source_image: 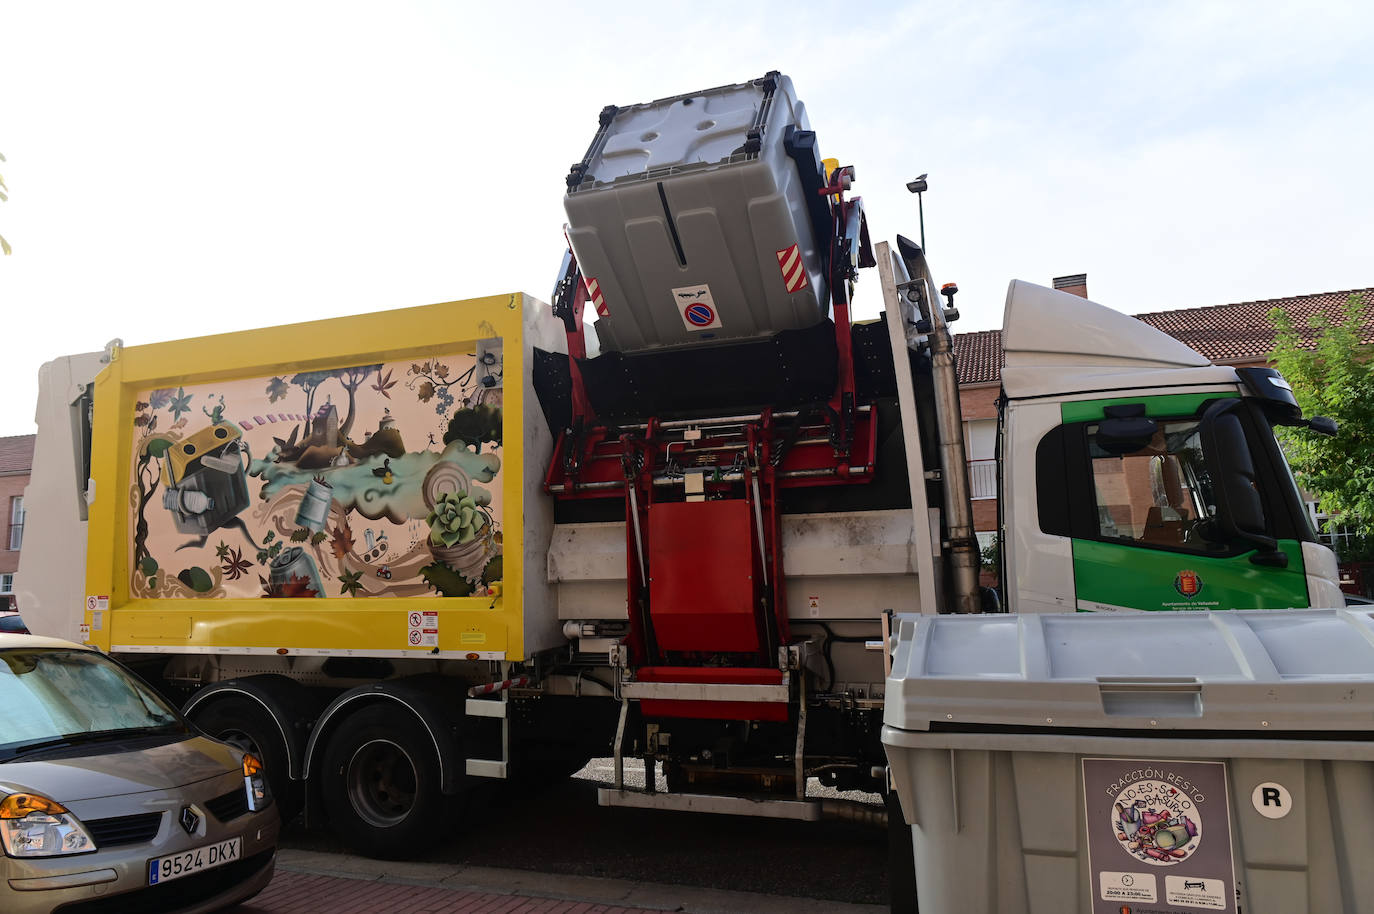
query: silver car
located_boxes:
[1,634,279,913]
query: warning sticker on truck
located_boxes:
[1082,758,1236,913]
[406,610,438,647]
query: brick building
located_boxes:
[0,435,35,610]
[954,278,1374,567]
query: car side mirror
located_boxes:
[1199,400,1287,568]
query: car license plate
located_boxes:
[148,836,241,885]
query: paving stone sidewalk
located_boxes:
[225,848,886,914]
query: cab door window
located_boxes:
[1087,419,1220,552]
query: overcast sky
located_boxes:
[1,0,1371,434]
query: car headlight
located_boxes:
[0,793,97,857]
[241,752,270,811]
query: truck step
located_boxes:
[624,667,791,722]
[598,788,822,820]
[598,789,888,826]
[464,696,509,778]
[465,759,506,779]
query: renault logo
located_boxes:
[180,806,201,835]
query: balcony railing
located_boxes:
[968,458,997,500]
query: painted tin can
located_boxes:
[295,477,334,533]
[269,547,325,598]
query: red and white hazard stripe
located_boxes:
[467,675,532,698]
[584,276,609,317]
[776,244,808,293]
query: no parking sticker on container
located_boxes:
[673,284,723,331]
[1083,758,1236,913]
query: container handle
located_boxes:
[1097,678,1202,718]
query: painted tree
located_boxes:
[290,369,337,437]
[1269,293,1374,557]
[335,364,381,438]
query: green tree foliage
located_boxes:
[1269,294,1374,550]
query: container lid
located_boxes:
[568,73,796,190]
[884,609,1374,733]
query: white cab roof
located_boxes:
[999,280,1238,398]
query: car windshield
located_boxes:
[0,648,183,757]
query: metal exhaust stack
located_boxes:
[896,235,981,615]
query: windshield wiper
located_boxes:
[4,736,82,758]
[4,724,184,759]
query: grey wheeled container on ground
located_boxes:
[880,609,1374,914]
[563,71,832,353]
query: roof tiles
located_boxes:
[0,435,35,476]
[954,288,1374,385]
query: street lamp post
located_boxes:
[905,174,928,252]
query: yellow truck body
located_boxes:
[80,293,561,663]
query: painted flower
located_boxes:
[426,490,485,547]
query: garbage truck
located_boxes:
[15,71,1345,871]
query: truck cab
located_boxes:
[997,279,1343,614]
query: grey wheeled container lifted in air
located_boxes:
[563,71,834,353]
[881,609,1374,914]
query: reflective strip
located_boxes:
[585,277,609,317]
[776,245,807,293]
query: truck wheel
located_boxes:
[191,697,301,823]
[320,704,446,858]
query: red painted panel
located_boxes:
[640,699,789,721]
[648,500,759,653]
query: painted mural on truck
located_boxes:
[127,342,505,600]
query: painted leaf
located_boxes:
[168,387,192,420]
[266,376,290,402]
[278,575,319,598]
[338,568,364,597]
[371,368,397,399]
[221,546,252,581]
[330,523,356,559]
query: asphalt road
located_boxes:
[282,760,890,907]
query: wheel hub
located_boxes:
[346,738,417,828]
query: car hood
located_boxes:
[0,735,241,802]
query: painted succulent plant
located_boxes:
[426,491,486,547]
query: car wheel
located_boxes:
[191,696,301,822]
[320,704,447,858]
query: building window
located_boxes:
[0,573,12,594]
[1307,501,1362,560]
[965,419,998,500]
[7,496,22,551]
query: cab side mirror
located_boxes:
[1306,416,1338,437]
[1199,400,1287,568]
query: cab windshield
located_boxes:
[0,648,183,758]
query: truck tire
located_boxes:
[320,704,446,858]
[191,697,301,823]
